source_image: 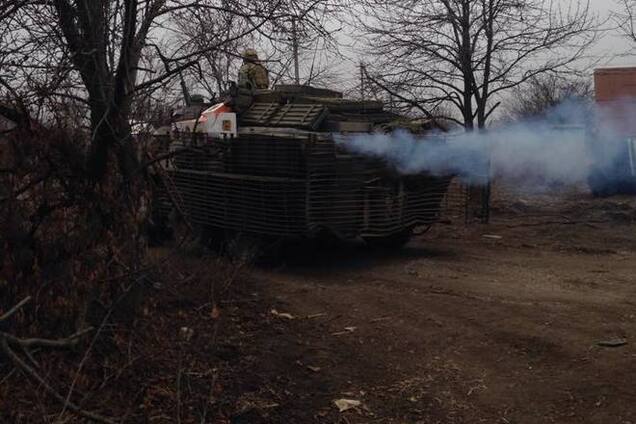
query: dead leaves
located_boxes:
[211,304,221,320]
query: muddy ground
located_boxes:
[10,188,631,423]
[207,187,636,424]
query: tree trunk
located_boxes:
[87,104,138,184]
[476,101,487,129]
[460,2,474,131]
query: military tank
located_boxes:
[150,84,455,252]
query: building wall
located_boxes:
[594,67,636,102]
[594,67,636,136]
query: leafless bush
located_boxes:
[1,121,147,322]
[0,122,147,421]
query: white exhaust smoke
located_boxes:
[337,99,635,192]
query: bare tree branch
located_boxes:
[0,336,116,424]
[0,296,31,322]
[350,0,600,129]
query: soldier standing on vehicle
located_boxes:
[238,49,269,90]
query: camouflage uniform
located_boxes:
[238,49,269,90]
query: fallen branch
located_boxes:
[0,296,31,322]
[0,298,111,421]
[3,327,93,349]
[0,336,116,424]
[59,300,115,420]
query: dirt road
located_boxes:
[4,192,634,423]
[235,192,636,423]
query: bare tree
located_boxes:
[351,0,599,130]
[1,2,340,419]
[257,7,343,86]
[614,0,636,42]
[171,0,343,97]
[0,0,340,390]
[1,1,334,179]
[505,74,592,122]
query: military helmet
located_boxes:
[242,48,259,60]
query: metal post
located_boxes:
[292,18,300,84]
[360,62,365,100]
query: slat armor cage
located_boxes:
[152,131,455,240]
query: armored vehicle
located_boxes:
[150,84,455,251]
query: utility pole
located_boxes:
[360,62,365,100]
[179,71,191,106]
[292,18,300,84]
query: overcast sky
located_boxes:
[588,0,634,68]
[332,0,636,89]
